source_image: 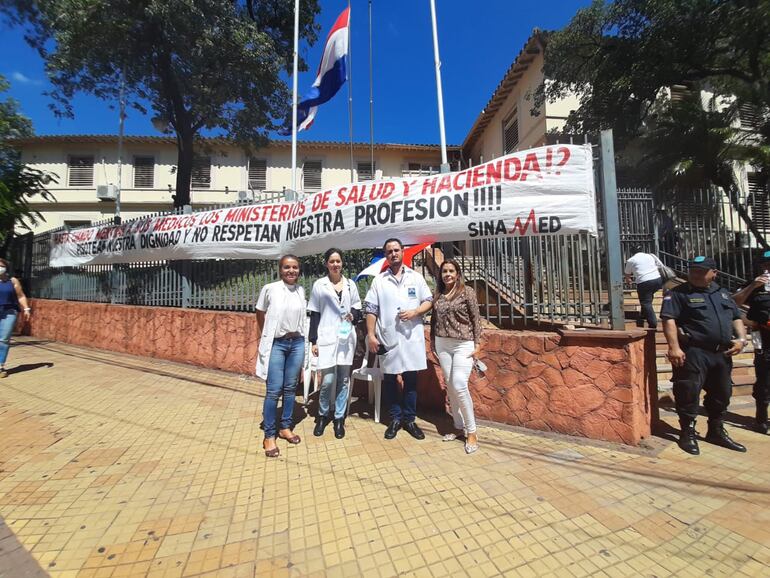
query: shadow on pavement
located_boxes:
[0,516,48,577]
[6,362,54,376]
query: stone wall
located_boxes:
[422,327,657,445]
[23,299,656,445]
[23,299,258,375]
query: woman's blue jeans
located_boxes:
[0,309,17,366]
[262,336,305,438]
[318,365,351,419]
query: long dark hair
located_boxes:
[436,259,465,300]
[324,248,343,263]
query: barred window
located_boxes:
[248,158,267,190]
[68,156,94,187]
[191,156,211,189]
[133,156,154,188]
[503,109,519,154]
[302,160,322,191]
[357,161,376,181]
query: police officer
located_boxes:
[661,256,748,455]
[733,249,770,434]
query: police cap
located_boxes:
[688,256,718,270]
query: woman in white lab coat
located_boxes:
[308,248,363,439]
[256,255,306,458]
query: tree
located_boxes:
[0,74,56,257]
[538,0,770,247]
[1,0,321,208]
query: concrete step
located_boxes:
[654,347,755,359]
[657,357,756,382]
[658,374,756,404]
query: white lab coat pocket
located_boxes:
[317,326,337,347]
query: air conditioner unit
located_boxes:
[238,190,250,202]
[96,184,119,201]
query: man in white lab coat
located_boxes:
[365,238,433,440]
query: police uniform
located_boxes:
[743,255,770,433]
[660,256,746,454]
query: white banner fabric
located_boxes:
[49,144,598,266]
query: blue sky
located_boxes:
[0,0,591,146]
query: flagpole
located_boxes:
[291,0,300,194]
[429,0,449,173]
[368,0,374,176]
[347,1,354,183]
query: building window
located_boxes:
[302,160,322,191]
[739,103,761,131]
[68,155,94,187]
[503,109,519,154]
[748,173,770,231]
[401,162,438,178]
[248,158,267,191]
[357,161,376,181]
[669,84,693,104]
[191,156,211,189]
[133,156,155,188]
[63,220,91,229]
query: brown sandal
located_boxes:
[263,439,280,458]
[278,431,301,444]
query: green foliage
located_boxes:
[541,0,770,248]
[0,74,57,255]
[541,0,770,144]
[0,0,321,207]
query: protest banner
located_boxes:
[49,144,597,266]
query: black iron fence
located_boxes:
[7,131,632,330]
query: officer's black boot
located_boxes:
[705,420,747,452]
[677,418,699,455]
[755,402,769,435]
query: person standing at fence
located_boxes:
[430,259,482,454]
[732,250,770,435]
[255,255,306,458]
[308,248,362,439]
[624,246,664,329]
[365,239,433,440]
[661,256,748,455]
[0,259,31,378]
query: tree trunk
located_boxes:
[174,129,194,208]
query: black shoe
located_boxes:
[384,421,401,439]
[755,403,769,435]
[313,415,330,437]
[705,421,747,452]
[403,421,425,440]
[333,418,345,439]
[677,419,700,455]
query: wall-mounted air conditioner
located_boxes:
[96,184,118,201]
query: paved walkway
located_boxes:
[0,338,769,578]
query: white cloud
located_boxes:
[11,71,41,85]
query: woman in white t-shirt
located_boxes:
[256,255,306,458]
[307,248,362,439]
[623,246,664,328]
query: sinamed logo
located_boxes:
[467,210,562,237]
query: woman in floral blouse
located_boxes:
[430,259,482,453]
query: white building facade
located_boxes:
[16,136,454,232]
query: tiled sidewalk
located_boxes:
[0,338,768,578]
